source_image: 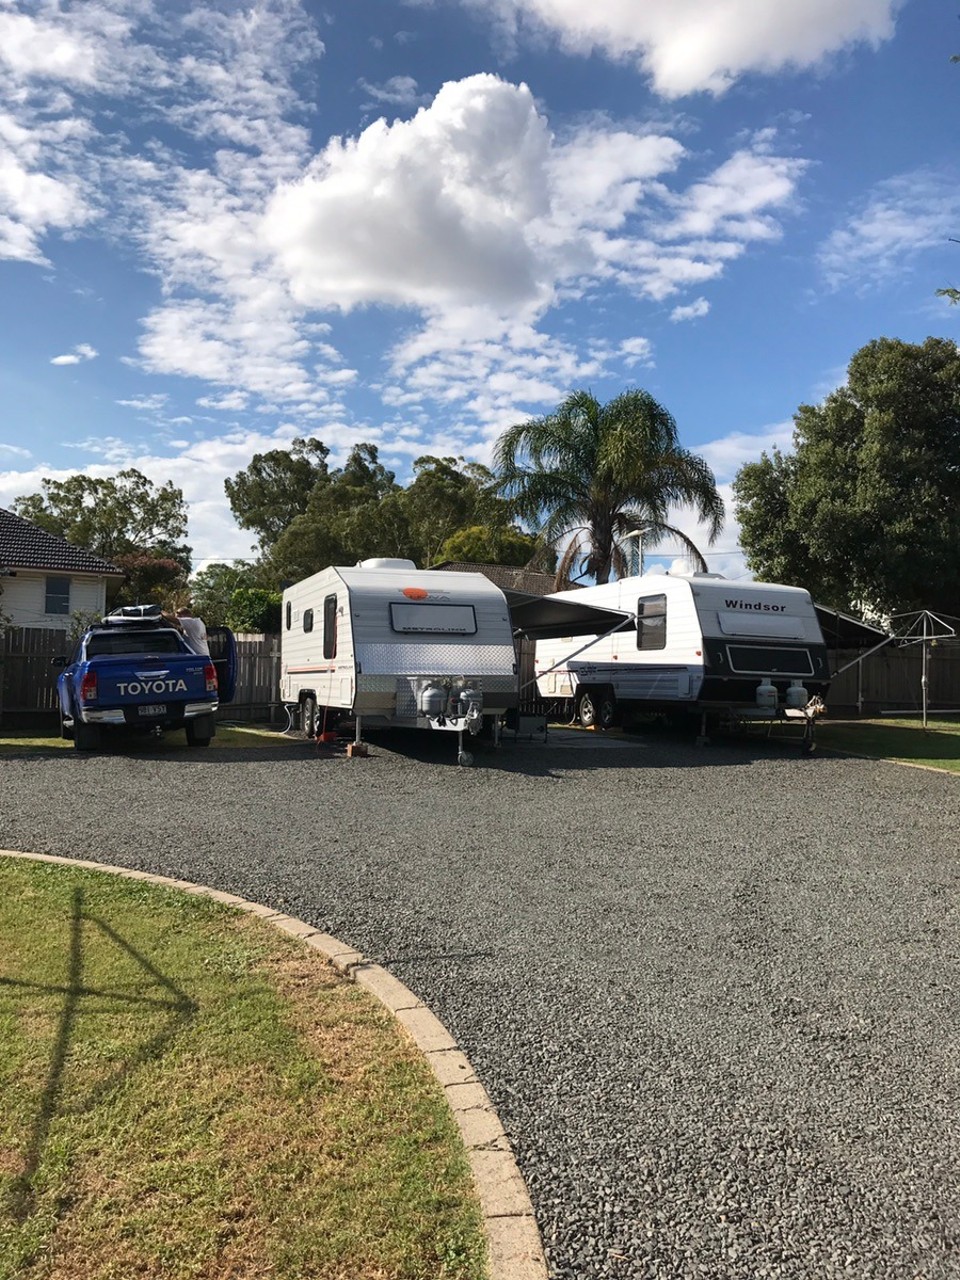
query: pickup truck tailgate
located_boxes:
[91,655,213,705]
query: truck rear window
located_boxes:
[85,631,184,657]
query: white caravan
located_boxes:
[534,573,830,739]
[280,559,518,763]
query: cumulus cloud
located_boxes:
[50,342,98,365]
[459,0,902,97]
[670,297,710,322]
[818,170,960,290]
[265,75,556,314]
[262,74,806,413]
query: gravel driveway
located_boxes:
[4,729,959,1279]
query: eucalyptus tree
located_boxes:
[492,388,723,585]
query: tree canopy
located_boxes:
[14,469,191,605]
[259,447,534,583]
[492,388,722,585]
[224,437,330,550]
[733,336,960,617]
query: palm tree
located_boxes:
[492,388,724,586]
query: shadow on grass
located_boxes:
[817,720,960,766]
[1,888,197,1223]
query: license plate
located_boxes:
[138,704,167,718]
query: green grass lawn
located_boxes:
[816,716,960,773]
[0,857,486,1280]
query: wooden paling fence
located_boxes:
[2,628,959,728]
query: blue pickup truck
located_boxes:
[54,610,237,751]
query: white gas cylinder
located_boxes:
[756,678,778,710]
[785,680,809,709]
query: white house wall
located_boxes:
[2,571,107,631]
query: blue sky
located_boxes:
[0,0,956,578]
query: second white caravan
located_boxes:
[534,573,830,734]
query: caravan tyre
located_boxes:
[577,689,599,729]
[597,691,618,730]
[301,695,318,738]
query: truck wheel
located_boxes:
[60,710,74,741]
[74,721,101,752]
[185,722,212,747]
[301,694,318,738]
[577,689,598,728]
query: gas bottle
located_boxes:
[785,680,809,709]
[418,684,446,718]
[756,678,778,710]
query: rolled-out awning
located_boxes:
[503,589,634,640]
[814,605,890,649]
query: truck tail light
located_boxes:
[204,663,218,693]
[80,671,97,702]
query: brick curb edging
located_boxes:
[0,848,548,1280]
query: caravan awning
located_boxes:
[814,605,890,649]
[503,589,634,640]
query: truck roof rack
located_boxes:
[99,605,176,628]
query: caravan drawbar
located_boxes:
[280,559,518,764]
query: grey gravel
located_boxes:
[3,728,960,1279]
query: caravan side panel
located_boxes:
[280,569,357,713]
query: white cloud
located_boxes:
[619,337,654,367]
[696,422,794,484]
[818,170,960,291]
[358,75,427,107]
[459,0,902,97]
[197,390,250,412]
[263,75,806,417]
[669,297,710,322]
[116,393,167,411]
[265,75,556,314]
[50,342,98,365]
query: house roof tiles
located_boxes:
[0,507,124,576]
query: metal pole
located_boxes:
[922,615,929,730]
[624,531,643,577]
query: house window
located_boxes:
[45,576,71,616]
[636,594,666,651]
[303,608,314,633]
[323,594,337,659]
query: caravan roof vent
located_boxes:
[357,558,418,570]
[692,572,726,579]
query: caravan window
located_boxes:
[285,601,291,630]
[636,594,666,651]
[323,594,337,659]
[303,608,314,633]
[389,603,477,634]
[726,644,813,676]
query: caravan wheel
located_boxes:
[301,695,318,738]
[597,691,618,730]
[577,689,599,728]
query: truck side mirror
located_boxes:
[50,655,67,668]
